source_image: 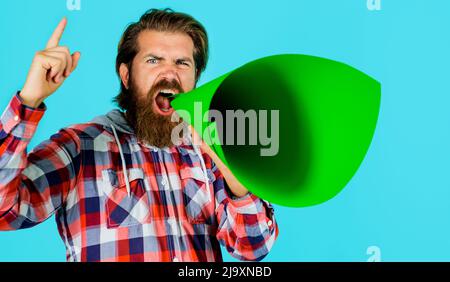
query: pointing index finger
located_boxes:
[46,17,67,49]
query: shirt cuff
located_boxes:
[0,91,46,139]
[228,191,276,230]
[224,186,263,212]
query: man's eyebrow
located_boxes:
[143,53,164,60]
[143,53,193,64]
[176,57,194,64]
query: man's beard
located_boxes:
[125,79,187,148]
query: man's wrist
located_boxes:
[18,90,45,109]
[229,187,250,198]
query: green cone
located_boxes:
[171,54,381,207]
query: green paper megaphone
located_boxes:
[171,54,381,208]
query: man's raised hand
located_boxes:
[20,17,81,108]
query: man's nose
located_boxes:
[158,66,179,83]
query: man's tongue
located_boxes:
[156,95,171,111]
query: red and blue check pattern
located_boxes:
[0,93,278,262]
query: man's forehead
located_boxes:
[136,30,194,58]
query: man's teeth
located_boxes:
[159,89,176,95]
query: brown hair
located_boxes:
[113,8,209,110]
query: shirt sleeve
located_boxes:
[0,92,81,230]
[210,158,279,261]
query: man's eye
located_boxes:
[147,58,158,64]
[177,61,189,66]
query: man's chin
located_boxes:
[126,86,185,148]
[135,116,186,148]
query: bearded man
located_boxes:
[0,8,278,262]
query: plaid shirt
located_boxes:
[0,93,278,262]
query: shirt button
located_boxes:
[267,220,273,227]
[173,257,179,262]
[13,115,19,121]
[161,178,167,186]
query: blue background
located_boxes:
[1,0,450,262]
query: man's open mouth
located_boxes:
[154,89,177,115]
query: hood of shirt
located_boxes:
[90,109,134,135]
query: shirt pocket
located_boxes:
[180,166,215,224]
[101,167,152,228]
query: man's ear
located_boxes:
[119,63,130,89]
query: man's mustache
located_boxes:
[150,79,184,97]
